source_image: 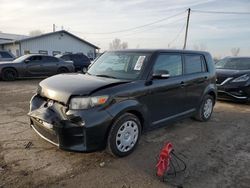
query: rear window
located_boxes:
[0,51,13,58]
[184,55,206,74]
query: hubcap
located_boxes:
[203,98,213,119]
[6,71,15,80]
[116,120,139,152]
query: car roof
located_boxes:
[109,49,210,55]
[225,56,250,59]
[24,54,54,57]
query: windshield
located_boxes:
[87,51,150,80]
[216,58,250,70]
[13,55,30,63]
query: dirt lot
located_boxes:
[0,79,250,188]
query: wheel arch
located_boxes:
[104,99,150,146]
[202,84,217,104]
[2,67,19,77]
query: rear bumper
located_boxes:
[28,94,113,152]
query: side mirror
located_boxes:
[24,59,30,63]
[152,70,170,79]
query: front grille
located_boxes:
[31,118,58,145]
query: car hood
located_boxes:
[216,69,250,78]
[0,61,13,65]
[38,73,129,104]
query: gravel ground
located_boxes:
[0,79,250,188]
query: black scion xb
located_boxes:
[28,49,217,157]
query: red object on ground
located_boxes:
[156,142,173,177]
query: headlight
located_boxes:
[232,74,249,83]
[69,96,109,110]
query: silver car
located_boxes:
[0,54,75,81]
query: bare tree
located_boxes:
[109,38,128,50]
[213,55,222,63]
[29,30,43,36]
[193,43,207,51]
[231,48,240,56]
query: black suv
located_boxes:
[56,53,91,72]
[28,49,217,157]
[0,50,15,61]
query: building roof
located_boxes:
[0,30,99,49]
[0,32,29,44]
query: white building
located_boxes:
[0,30,99,59]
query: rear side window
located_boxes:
[0,51,13,58]
[43,56,59,62]
[153,54,183,76]
[29,56,42,61]
[184,55,207,74]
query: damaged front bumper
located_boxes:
[217,84,250,102]
[28,94,113,152]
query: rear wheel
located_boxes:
[57,67,68,74]
[2,68,17,81]
[194,95,214,122]
[107,113,141,157]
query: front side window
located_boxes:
[153,54,183,76]
[184,55,206,74]
[88,52,150,80]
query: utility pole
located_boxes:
[53,24,56,32]
[183,8,191,50]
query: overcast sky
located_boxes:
[0,0,250,57]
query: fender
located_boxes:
[106,99,151,130]
[200,83,217,104]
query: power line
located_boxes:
[168,20,186,47]
[82,16,186,40]
[71,10,186,35]
[192,9,250,15]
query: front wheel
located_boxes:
[2,68,17,81]
[57,67,68,74]
[194,95,214,122]
[107,113,141,157]
[82,67,88,73]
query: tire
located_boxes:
[194,95,214,122]
[82,66,88,73]
[2,68,17,81]
[107,113,142,157]
[57,67,68,74]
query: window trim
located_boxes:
[183,53,208,75]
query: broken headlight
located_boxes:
[69,96,109,110]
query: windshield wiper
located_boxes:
[95,74,117,79]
